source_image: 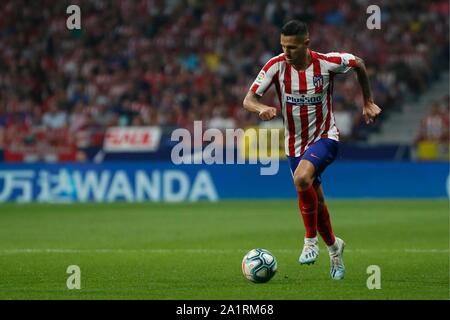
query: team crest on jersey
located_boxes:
[313,75,323,88]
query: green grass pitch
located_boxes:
[0,200,448,300]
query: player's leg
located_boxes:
[294,138,341,266]
[314,184,335,246]
[314,181,346,280]
[287,156,319,265]
[293,159,319,238]
[293,159,320,265]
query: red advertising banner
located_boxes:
[3,127,77,162]
[103,127,162,152]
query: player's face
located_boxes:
[280,34,309,66]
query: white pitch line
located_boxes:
[0,248,447,254]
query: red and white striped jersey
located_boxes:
[250,50,357,157]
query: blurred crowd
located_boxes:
[0,0,448,153]
[415,95,449,160]
[417,96,449,144]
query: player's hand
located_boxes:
[258,107,277,121]
[363,101,381,124]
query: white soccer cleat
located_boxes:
[299,237,319,265]
[328,237,346,280]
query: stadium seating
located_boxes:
[0,0,448,161]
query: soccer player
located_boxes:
[243,20,381,280]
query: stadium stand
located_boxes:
[0,0,448,161]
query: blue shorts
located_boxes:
[287,138,339,185]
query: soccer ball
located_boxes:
[242,248,277,283]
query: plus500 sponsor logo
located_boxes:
[286,94,322,105]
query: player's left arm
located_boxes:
[353,56,382,124]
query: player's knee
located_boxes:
[294,173,313,191]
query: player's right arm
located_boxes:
[243,56,281,121]
[243,91,277,121]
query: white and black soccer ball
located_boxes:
[242,248,277,283]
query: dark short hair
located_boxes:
[281,20,308,40]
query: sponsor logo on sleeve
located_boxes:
[342,55,350,67]
[256,70,266,83]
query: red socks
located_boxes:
[298,185,336,245]
[297,186,318,238]
[317,203,336,246]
